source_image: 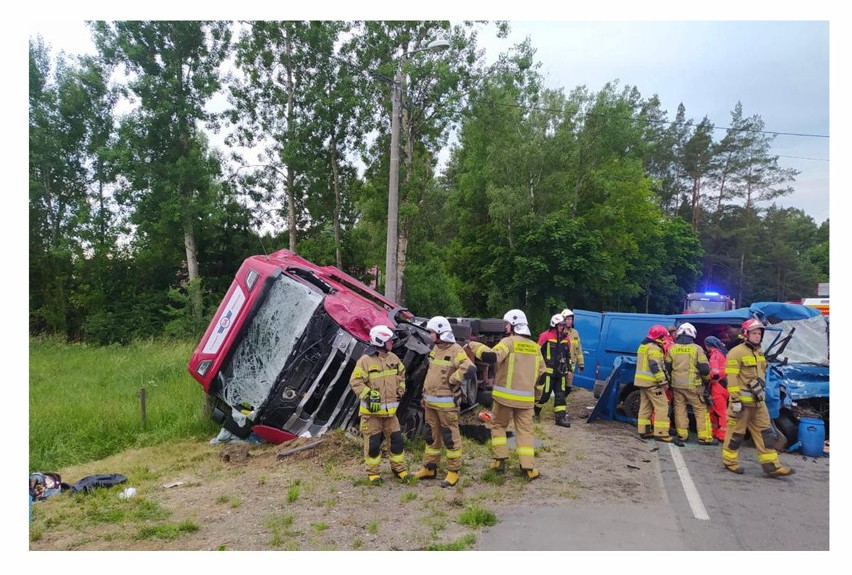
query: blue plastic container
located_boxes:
[798,417,825,457]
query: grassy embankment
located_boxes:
[29,337,218,472]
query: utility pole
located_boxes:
[384,61,403,302]
[383,39,449,303]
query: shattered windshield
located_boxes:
[219,274,324,410]
[764,315,829,366]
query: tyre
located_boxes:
[775,411,798,446]
[399,405,425,442]
[477,318,506,334]
[622,389,641,420]
[450,323,472,341]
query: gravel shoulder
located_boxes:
[29,388,665,551]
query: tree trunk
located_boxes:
[397,223,409,307]
[329,140,343,269]
[183,212,203,322]
[737,251,745,309]
[691,176,701,233]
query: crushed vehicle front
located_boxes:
[187,250,433,442]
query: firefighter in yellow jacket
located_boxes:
[666,322,715,445]
[412,316,477,488]
[723,319,794,477]
[466,309,546,480]
[560,308,585,422]
[634,325,680,444]
[349,325,409,485]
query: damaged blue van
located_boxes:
[574,302,829,446]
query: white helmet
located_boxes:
[426,315,456,343]
[550,313,565,328]
[369,325,395,346]
[676,322,697,339]
[561,308,574,318]
[503,309,531,336]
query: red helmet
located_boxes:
[647,325,668,341]
[741,318,765,335]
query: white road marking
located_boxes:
[668,443,710,520]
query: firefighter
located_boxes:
[723,324,744,352]
[534,313,571,428]
[349,325,409,485]
[703,336,730,442]
[559,309,585,409]
[634,325,680,444]
[663,325,677,354]
[722,319,794,477]
[466,309,546,480]
[412,316,477,488]
[666,323,714,444]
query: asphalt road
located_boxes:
[476,439,829,551]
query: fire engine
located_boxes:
[682,292,736,314]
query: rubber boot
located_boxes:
[765,464,795,478]
[413,463,437,480]
[440,470,459,488]
[697,438,716,445]
[525,468,541,481]
[368,474,384,485]
[555,412,571,428]
[394,469,410,483]
[489,459,506,473]
[724,464,744,475]
[657,435,684,447]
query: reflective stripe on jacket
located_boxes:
[667,342,710,388]
[537,328,570,378]
[469,336,545,408]
[423,342,474,411]
[726,342,767,405]
[634,341,666,388]
[349,350,406,416]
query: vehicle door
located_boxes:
[597,313,670,383]
[572,309,602,390]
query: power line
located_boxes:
[776,154,828,162]
[479,99,829,140]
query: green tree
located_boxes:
[92,20,232,324]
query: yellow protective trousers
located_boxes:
[360,415,406,476]
[422,405,462,472]
[672,386,712,441]
[491,402,536,470]
[722,402,786,473]
[637,386,671,438]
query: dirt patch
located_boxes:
[29,388,664,551]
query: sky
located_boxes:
[12,1,849,566]
[23,11,833,225]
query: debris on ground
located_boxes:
[277,440,324,459]
[219,443,250,463]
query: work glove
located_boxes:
[368,388,381,413]
[731,400,742,414]
[564,384,573,395]
[397,383,406,399]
